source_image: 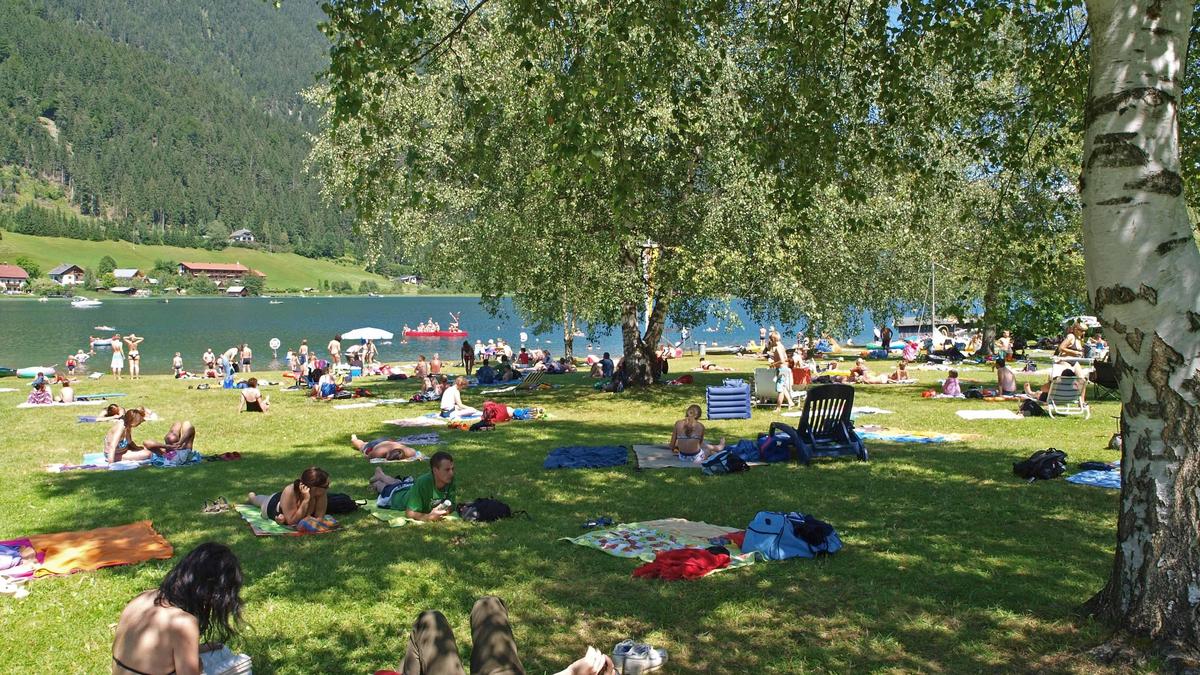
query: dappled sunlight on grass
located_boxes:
[0,355,1131,672]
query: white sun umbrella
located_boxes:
[341,327,394,341]
[1061,315,1101,329]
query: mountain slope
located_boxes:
[0,1,350,257]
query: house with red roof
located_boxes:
[177,261,265,284]
[0,264,30,292]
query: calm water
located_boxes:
[0,296,854,374]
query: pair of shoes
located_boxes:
[612,640,667,674]
[582,516,613,529]
[201,497,231,514]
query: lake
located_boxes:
[0,296,877,374]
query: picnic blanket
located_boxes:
[856,426,975,444]
[956,409,1024,420]
[18,400,107,409]
[23,521,172,577]
[233,504,340,536]
[363,503,460,527]
[633,445,706,469]
[76,393,126,401]
[560,518,759,574]
[544,446,628,470]
[384,411,482,428]
[1067,469,1122,490]
[333,398,411,410]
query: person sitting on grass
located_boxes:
[996,357,1018,396]
[496,355,519,382]
[105,408,158,462]
[668,404,726,462]
[240,377,270,413]
[942,370,963,397]
[441,376,479,418]
[111,542,244,675]
[26,381,53,405]
[247,467,330,528]
[140,422,198,459]
[475,358,497,385]
[351,434,419,461]
[888,361,912,382]
[370,451,457,522]
[389,596,615,675]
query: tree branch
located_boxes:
[409,0,491,67]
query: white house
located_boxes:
[0,264,29,291]
[48,263,85,286]
[112,268,144,281]
[228,229,255,243]
[225,285,247,297]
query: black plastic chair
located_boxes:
[781,384,867,464]
[1089,358,1120,401]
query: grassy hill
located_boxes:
[0,231,386,291]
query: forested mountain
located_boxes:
[0,0,355,259]
[24,0,328,120]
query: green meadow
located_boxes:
[0,355,1134,673]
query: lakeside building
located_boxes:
[48,263,85,285]
[0,264,29,291]
[177,262,264,284]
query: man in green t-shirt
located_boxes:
[373,451,457,521]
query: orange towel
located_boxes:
[28,520,173,577]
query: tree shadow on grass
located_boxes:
[27,403,1117,673]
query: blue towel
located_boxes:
[544,445,628,470]
[859,431,948,444]
[1066,469,1121,490]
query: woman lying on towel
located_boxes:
[351,434,418,461]
[112,542,244,675]
[247,466,330,527]
[668,404,726,461]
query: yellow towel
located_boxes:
[29,520,173,577]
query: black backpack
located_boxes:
[458,497,526,522]
[326,493,366,514]
[1013,449,1067,482]
[1019,399,1047,417]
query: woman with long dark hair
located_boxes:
[111,542,244,675]
[247,466,330,527]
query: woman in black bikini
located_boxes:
[668,404,725,461]
[111,542,244,675]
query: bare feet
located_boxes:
[372,466,387,481]
[351,434,364,451]
[715,437,726,452]
[247,492,257,504]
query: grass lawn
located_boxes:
[0,355,1132,673]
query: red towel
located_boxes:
[633,548,730,580]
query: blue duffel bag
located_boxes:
[742,511,843,560]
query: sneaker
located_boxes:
[615,643,667,674]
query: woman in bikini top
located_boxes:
[668,404,726,459]
[111,543,243,675]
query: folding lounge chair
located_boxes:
[752,367,777,405]
[1088,359,1120,402]
[788,384,868,464]
[1046,375,1091,419]
[515,370,546,391]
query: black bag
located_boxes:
[1019,399,1047,417]
[1013,449,1067,482]
[458,497,525,522]
[701,450,751,476]
[964,388,984,399]
[326,492,366,514]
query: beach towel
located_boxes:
[396,433,442,446]
[233,504,340,536]
[544,446,628,470]
[384,411,483,428]
[363,503,460,527]
[0,388,19,393]
[76,393,125,401]
[956,410,1024,420]
[26,521,172,577]
[858,429,952,443]
[88,372,104,379]
[560,519,759,574]
[333,397,411,410]
[18,399,107,409]
[0,538,43,582]
[1066,470,1122,490]
[784,406,895,419]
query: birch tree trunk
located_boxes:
[618,250,668,386]
[1080,0,1200,661]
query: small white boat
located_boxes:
[94,325,116,331]
[37,297,48,303]
[71,297,103,308]
[269,300,283,305]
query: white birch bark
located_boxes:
[1081,0,1200,654]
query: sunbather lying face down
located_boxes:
[351,434,417,461]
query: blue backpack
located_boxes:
[743,511,842,560]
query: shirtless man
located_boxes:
[350,434,418,461]
[996,357,1018,396]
